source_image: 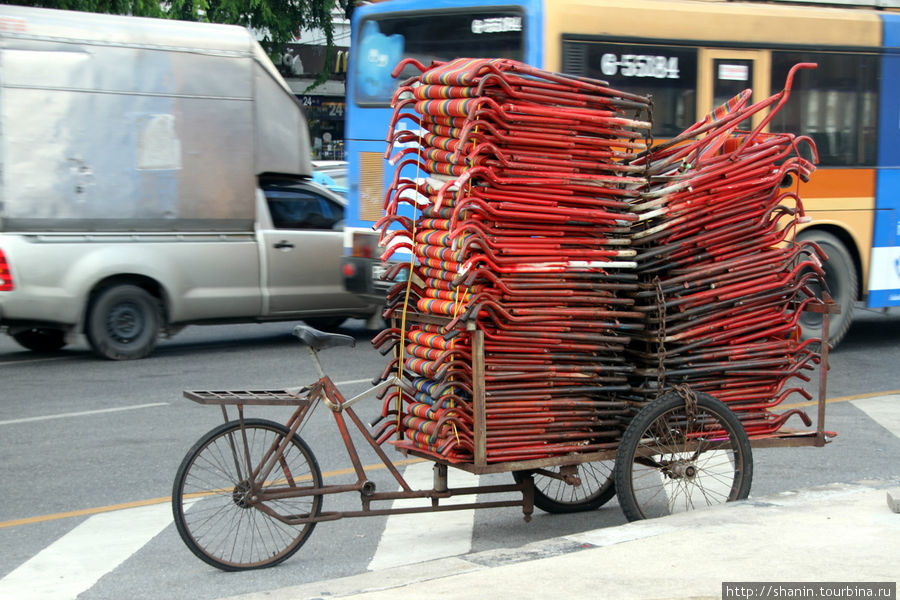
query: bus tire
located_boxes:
[798,229,856,348]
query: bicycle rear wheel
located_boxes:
[614,390,752,522]
[512,461,616,513]
[172,419,323,570]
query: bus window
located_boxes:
[354,10,525,106]
[769,51,879,167]
[713,58,754,130]
[562,39,697,138]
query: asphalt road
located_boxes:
[0,308,898,600]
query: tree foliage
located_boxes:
[5,0,355,87]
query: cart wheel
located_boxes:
[512,461,616,513]
[614,390,752,522]
[172,419,323,571]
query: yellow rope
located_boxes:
[395,120,426,430]
[446,129,478,449]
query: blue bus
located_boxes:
[344,0,900,346]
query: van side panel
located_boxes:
[0,29,258,232]
[0,7,365,358]
[0,233,263,326]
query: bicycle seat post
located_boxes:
[292,325,355,382]
[305,345,327,379]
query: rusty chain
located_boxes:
[654,276,666,397]
[673,383,699,424]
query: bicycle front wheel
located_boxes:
[172,419,323,570]
[614,391,752,522]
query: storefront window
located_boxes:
[300,95,346,160]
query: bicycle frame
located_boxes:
[186,343,534,528]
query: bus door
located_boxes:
[697,49,770,129]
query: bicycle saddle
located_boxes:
[293,325,356,350]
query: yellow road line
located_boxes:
[776,389,900,411]
[0,457,426,530]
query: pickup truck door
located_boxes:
[259,181,350,314]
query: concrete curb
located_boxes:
[887,488,900,513]
[222,479,900,600]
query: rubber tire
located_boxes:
[86,284,161,360]
[614,391,753,522]
[797,230,856,349]
[303,316,346,331]
[512,462,616,513]
[172,419,323,571]
[12,328,67,352]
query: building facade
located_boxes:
[275,11,351,160]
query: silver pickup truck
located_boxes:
[0,6,380,359]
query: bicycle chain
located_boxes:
[673,383,699,424]
[653,278,698,424]
[654,276,666,397]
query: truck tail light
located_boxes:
[0,249,13,291]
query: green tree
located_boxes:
[5,0,356,88]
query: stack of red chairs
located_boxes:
[373,58,652,462]
[624,63,827,436]
[371,58,829,463]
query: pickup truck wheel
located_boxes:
[303,317,346,331]
[87,285,161,360]
[12,328,67,352]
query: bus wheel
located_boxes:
[798,230,856,348]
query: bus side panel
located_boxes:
[869,14,900,307]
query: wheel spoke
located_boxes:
[173,420,322,570]
[615,392,752,521]
[515,460,616,513]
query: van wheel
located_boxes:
[12,328,67,352]
[86,285,161,360]
[303,317,346,331]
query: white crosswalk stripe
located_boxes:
[367,461,480,571]
[852,394,900,437]
[0,503,172,600]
